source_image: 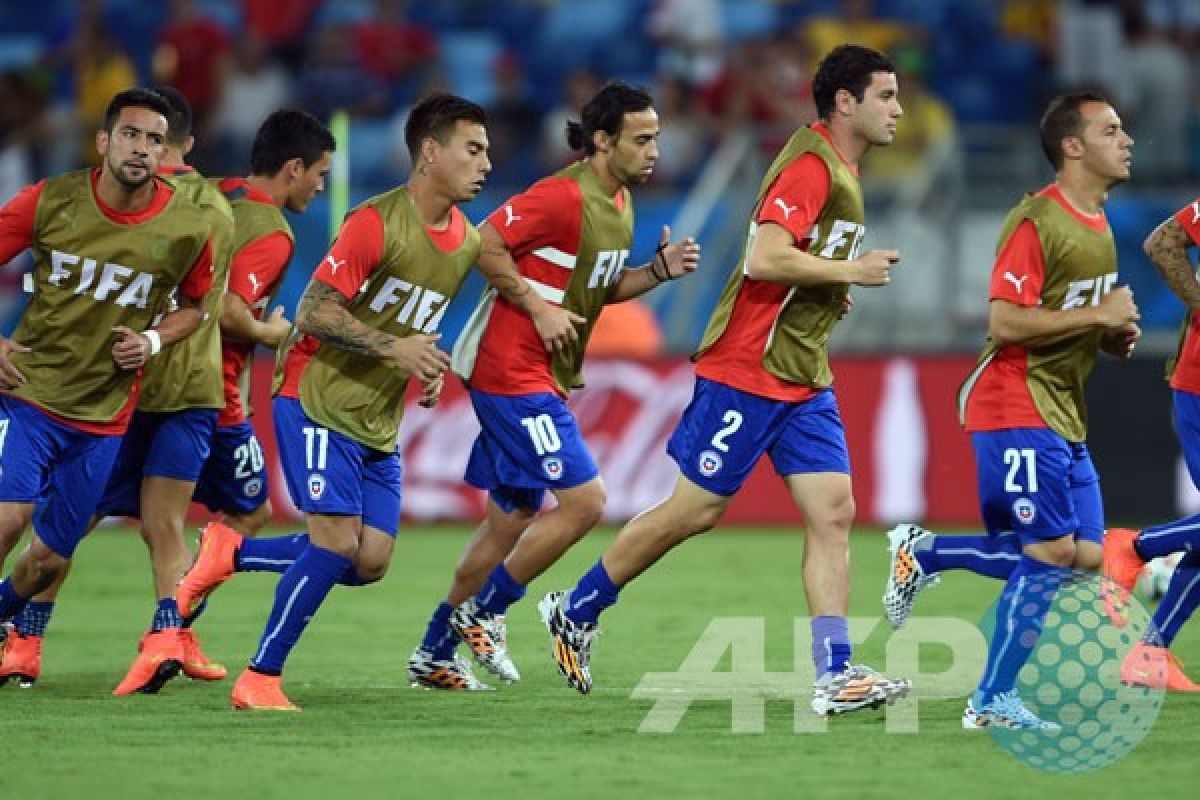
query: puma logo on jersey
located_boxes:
[45,249,156,308]
[325,255,346,275]
[503,205,521,227]
[369,277,448,332]
[588,249,630,289]
[1003,272,1029,294]
[774,197,798,220]
[247,273,261,295]
[1192,202,1200,225]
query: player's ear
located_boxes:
[592,129,611,154]
[1060,134,1085,162]
[181,134,195,158]
[95,128,110,158]
[834,87,855,117]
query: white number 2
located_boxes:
[234,436,266,479]
[1003,448,1038,493]
[521,414,562,456]
[710,410,743,453]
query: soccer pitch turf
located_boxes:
[1,526,1194,799]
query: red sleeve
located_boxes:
[755,154,830,242]
[1174,198,1200,245]
[228,231,294,305]
[988,219,1045,307]
[0,180,44,265]
[485,177,579,256]
[180,239,215,301]
[314,206,385,299]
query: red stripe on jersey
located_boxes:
[1170,197,1200,393]
[470,176,584,396]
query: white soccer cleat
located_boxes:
[407,647,492,691]
[810,664,911,715]
[962,690,1060,731]
[883,523,940,629]
[450,599,521,683]
[539,590,599,695]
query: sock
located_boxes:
[975,554,1068,703]
[811,616,852,677]
[564,560,621,625]
[236,532,309,573]
[250,544,351,674]
[476,564,525,615]
[916,532,1021,580]
[1149,550,1200,647]
[1136,513,1200,560]
[420,602,458,660]
[182,598,208,628]
[13,601,54,637]
[152,597,183,631]
[0,578,29,620]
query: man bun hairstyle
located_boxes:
[565,81,654,155]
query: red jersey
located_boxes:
[1168,198,1200,394]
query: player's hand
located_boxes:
[532,303,586,353]
[849,249,900,287]
[262,306,292,348]
[386,333,450,382]
[418,372,444,408]
[0,337,30,388]
[111,326,151,370]
[1101,321,1141,359]
[1095,286,1139,329]
[655,224,701,280]
[839,292,854,320]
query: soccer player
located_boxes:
[181,93,495,711]
[885,91,1140,728]
[1098,199,1200,693]
[0,86,233,693]
[408,81,701,688]
[541,45,911,713]
[0,88,215,690]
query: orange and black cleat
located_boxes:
[177,520,244,618]
[231,669,300,712]
[407,647,491,691]
[0,631,43,688]
[1121,642,1200,693]
[179,628,227,681]
[113,629,184,696]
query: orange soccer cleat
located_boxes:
[1101,528,1146,627]
[179,628,227,681]
[177,520,244,618]
[231,668,300,712]
[1121,642,1200,693]
[112,629,184,696]
[0,631,43,687]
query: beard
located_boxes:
[109,156,154,190]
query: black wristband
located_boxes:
[654,242,671,282]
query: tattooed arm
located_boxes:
[476,221,584,352]
[296,280,449,380]
[1144,217,1200,309]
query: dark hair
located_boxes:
[250,109,337,175]
[1039,91,1110,170]
[153,85,192,145]
[102,87,171,133]
[565,81,654,155]
[811,44,894,120]
[404,92,488,162]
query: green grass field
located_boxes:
[0,526,1195,799]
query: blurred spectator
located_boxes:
[802,0,912,73]
[647,0,725,85]
[211,34,292,173]
[486,53,540,182]
[1000,0,1059,63]
[241,0,323,70]
[1115,5,1190,181]
[295,25,389,121]
[75,21,139,166]
[540,68,601,171]
[863,44,955,188]
[350,0,438,105]
[152,0,233,131]
[587,300,665,360]
[0,70,48,330]
[651,75,709,186]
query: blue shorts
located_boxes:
[0,395,123,558]
[667,378,851,497]
[1174,389,1200,487]
[273,396,402,535]
[193,420,270,515]
[96,408,218,518]
[971,428,1103,546]
[464,390,599,514]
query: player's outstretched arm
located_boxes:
[607,224,700,303]
[745,222,898,287]
[295,280,449,381]
[1144,217,1200,309]
[989,287,1140,347]
[475,221,584,353]
[221,294,291,348]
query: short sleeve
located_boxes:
[315,206,386,299]
[0,180,44,265]
[1173,199,1200,246]
[755,154,830,242]
[484,177,580,255]
[228,231,294,305]
[988,219,1045,307]
[180,239,215,301]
